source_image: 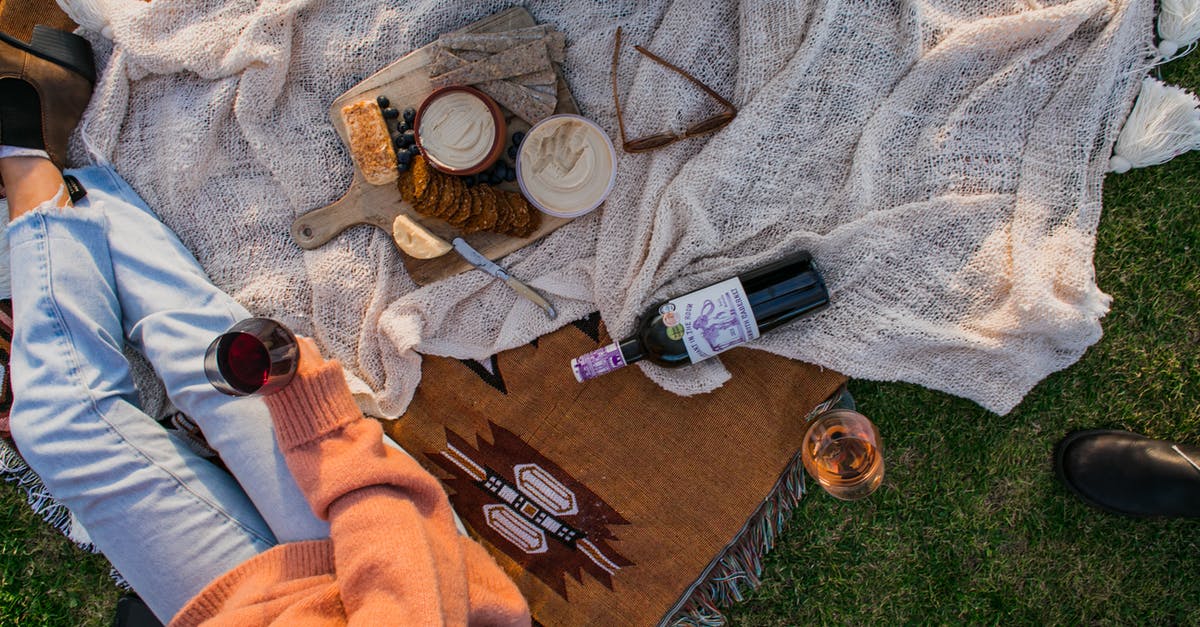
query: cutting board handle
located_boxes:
[289,186,369,247]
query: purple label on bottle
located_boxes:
[570,342,627,382]
[674,277,759,363]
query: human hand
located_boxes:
[294,336,328,377]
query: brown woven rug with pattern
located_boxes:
[384,313,846,625]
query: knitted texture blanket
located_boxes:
[65,0,1154,415]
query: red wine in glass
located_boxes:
[204,318,299,396]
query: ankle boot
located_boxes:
[0,25,95,169]
[1054,430,1200,518]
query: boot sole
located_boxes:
[0,25,95,83]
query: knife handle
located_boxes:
[504,277,557,320]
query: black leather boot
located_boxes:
[1054,430,1200,518]
[0,25,95,169]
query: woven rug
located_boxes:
[384,313,846,625]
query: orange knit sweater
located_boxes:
[170,361,531,626]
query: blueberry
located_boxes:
[397,121,410,133]
[507,144,519,160]
[487,169,503,185]
[408,144,421,156]
[398,160,410,172]
[393,136,405,149]
[493,162,508,178]
[464,173,478,186]
[397,130,415,148]
[511,131,525,145]
[403,107,416,125]
[381,107,400,119]
[504,168,516,182]
[397,150,412,165]
[376,95,390,109]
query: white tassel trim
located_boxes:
[1109,78,1200,173]
[1158,0,1200,59]
[56,0,115,39]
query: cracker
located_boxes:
[476,80,556,125]
[510,68,557,87]
[430,39,550,88]
[446,180,475,227]
[398,168,416,204]
[460,186,486,232]
[428,172,456,221]
[506,190,531,229]
[341,100,398,186]
[413,168,441,217]
[491,187,515,234]
[411,155,433,200]
[437,26,552,53]
[475,185,500,232]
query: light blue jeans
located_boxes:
[7,165,329,622]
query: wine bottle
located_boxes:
[570,251,829,382]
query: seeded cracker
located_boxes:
[446,182,475,227]
[413,167,441,217]
[398,168,416,204]
[436,25,551,53]
[460,186,486,232]
[506,190,530,230]
[429,171,457,220]
[514,200,541,238]
[478,80,556,125]
[511,68,557,87]
[492,188,514,233]
[476,186,499,232]
[411,155,432,200]
[430,39,550,88]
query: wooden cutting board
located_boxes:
[290,7,581,285]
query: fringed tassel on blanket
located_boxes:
[0,438,131,589]
[1158,0,1200,59]
[1109,77,1200,173]
[666,392,844,626]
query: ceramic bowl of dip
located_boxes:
[516,114,617,219]
[414,86,506,176]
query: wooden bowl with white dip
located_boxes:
[414,86,506,176]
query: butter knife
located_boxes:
[451,238,557,320]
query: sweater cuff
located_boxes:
[264,361,363,450]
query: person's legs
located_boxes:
[3,156,273,621]
[68,165,329,542]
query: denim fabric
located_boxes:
[6,165,329,622]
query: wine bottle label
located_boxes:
[667,277,760,363]
[570,342,628,382]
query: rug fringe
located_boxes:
[1,438,98,551]
[665,392,842,626]
[1,438,132,589]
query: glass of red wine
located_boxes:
[204,318,299,396]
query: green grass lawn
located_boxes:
[2,49,1198,627]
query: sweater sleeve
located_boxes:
[264,361,531,626]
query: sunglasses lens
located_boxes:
[626,134,679,151]
[687,112,736,136]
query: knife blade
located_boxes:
[452,238,557,320]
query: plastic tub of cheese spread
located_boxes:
[414,86,506,176]
[516,114,617,218]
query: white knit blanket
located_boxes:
[66,0,1154,415]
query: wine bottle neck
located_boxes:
[618,336,646,365]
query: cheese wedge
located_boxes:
[391,214,451,259]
